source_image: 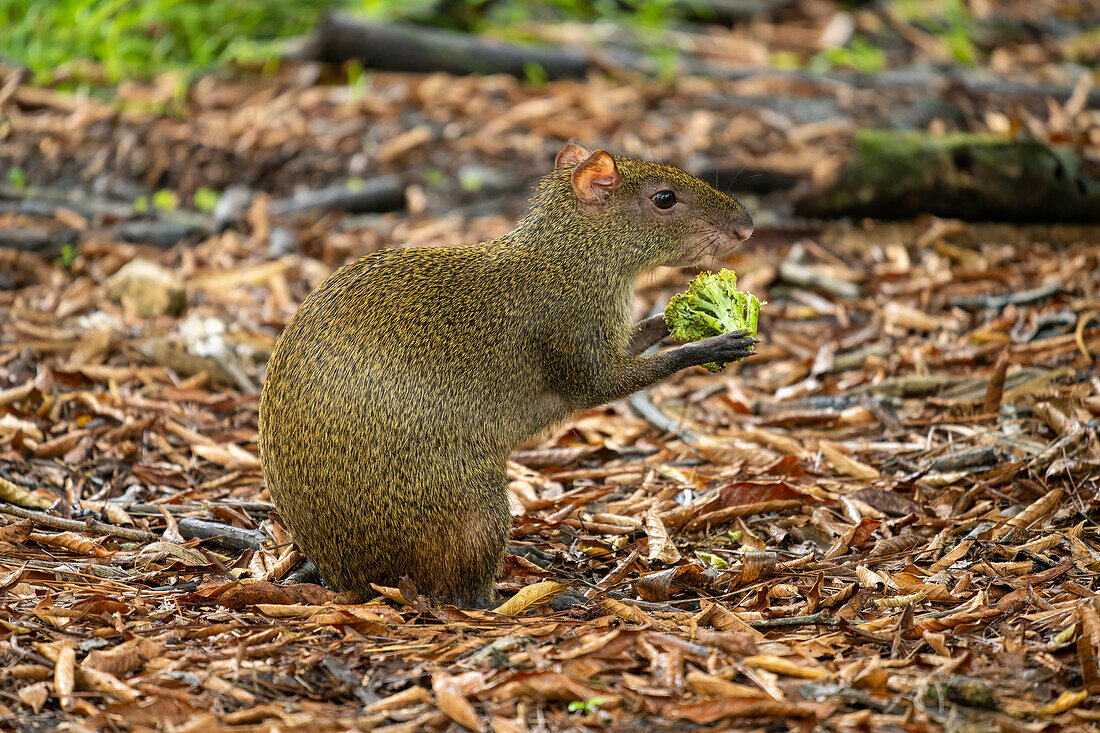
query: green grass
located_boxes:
[0,0,683,87]
[0,0,331,84]
[893,0,977,65]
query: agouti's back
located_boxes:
[259,139,755,606]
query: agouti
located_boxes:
[258,139,755,607]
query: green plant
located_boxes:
[346,59,368,102]
[522,61,548,87]
[893,0,977,66]
[423,168,447,188]
[939,0,976,65]
[770,51,803,71]
[568,697,605,715]
[810,36,886,73]
[0,0,331,85]
[193,187,219,212]
[697,551,727,568]
[6,166,26,189]
[152,189,180,210]
[56,243,79,269]
[0,0,686,87]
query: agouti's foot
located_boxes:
[684,330,757,365]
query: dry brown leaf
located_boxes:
[488,671,618,708]
[365,685,433,713]
[192,443,261,470]
[493,580,566,615]
[1039,689,1088,716]
[1077,601,1100,693]
[664,697,814,724]
[596,597,668,628]
[18,681,49,714]
[0,474,51,509]
[211,579,342,608]
[743,655,829,679]
[54,645,75,711]
[685,669,769,699]
[85,637,165,676]
[0,518,34,545]
[432,673,482,732]
[28,530,111,557]
[990,488,1063,542]
[644,510,681,564]
[819,441,880,479]
[76,667,139,703]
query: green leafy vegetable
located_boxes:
[664,269,764,373]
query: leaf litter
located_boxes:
[2,4,1100,731]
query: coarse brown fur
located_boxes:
[258,141,754,607]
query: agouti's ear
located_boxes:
[571,150,621,206]
[555,138,592,169]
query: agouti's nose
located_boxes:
[731,212,754,242]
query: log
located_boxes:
[269,176,406,216]
[794,130,1100,222]
[0,226,79,254]
[292,15,1100,108]
[115,219,208,248]
[293,13,590,79]
[677,0,796,25]
[0,183,135,220]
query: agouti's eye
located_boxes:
[651,190,677,210]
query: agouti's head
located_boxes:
[546,138,754,270]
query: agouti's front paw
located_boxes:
[683,330,757,366]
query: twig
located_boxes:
[177,517,266,552]
[948,282,1062,311]
[115,219,208,248]
[929,446,999,472]
[0,502,158,543]
[0,226,79,254]
[0,182,135,219]
[628,390,701,444]
[120,501,276,518]
[749,611,837,629]
[778,247,861,299]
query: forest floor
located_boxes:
[2,2,1100,731]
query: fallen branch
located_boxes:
[269,176,406,216]
[293,15,1100,109]
[177,517,265,552]
[114,219,208,248]
[0,182,135,219]
[0,502,158,543]
[292,14,589,79]
[929,447,999,472]
[749,612,837,629]
[0,226,79,254]
[629,389,701,445]
[949,282,1062,311]
[796,130,1100,222]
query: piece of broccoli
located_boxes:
[663,269,764,373]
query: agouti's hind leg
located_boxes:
[414,495,508,608]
